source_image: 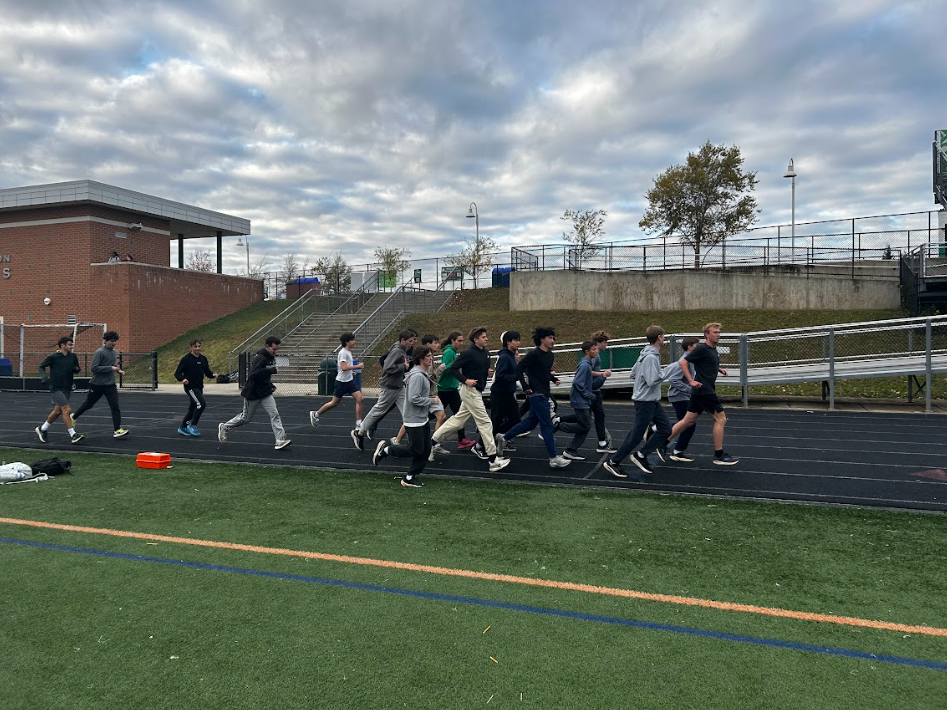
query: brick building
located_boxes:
[0,180,262,356]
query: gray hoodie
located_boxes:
[379,341,409,389]
[402,365,437,425]
[89,345,118,386]
[631,345,667,402]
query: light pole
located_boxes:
[783,159,796,262]
[466,202,478,288]
[235,235,250,274]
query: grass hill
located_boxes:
[153,288,914,398]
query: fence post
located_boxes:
[151,350,158,390]
[18,324,24,378]
[926,318,932,413]
[740,334,749,408]
[777,225,781,264]
[851,219,856,278]
[828,328,836,411]
[722,237,727,269]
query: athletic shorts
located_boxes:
[429,400,444,414]
[333,379,360,398]
[51,390,71,407]
[688,390,724,415]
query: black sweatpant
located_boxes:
[437,389,466,440]
[73,383,121,430]
[490,390,521,436]
[591,391,607,443]
[182,387,208,427]
[387,423,432,478]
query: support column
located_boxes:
[217,231,223,274]
[177,234,184,269]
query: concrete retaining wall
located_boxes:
[509,268,900,311]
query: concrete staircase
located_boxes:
[279,293,387,356]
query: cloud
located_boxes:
[0,0,944,274]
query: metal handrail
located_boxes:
[229,289,319,358]
[282,271,381,354]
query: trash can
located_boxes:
[318,356,336,396]
[0,358,12,376]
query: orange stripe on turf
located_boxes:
[2,515,945,638]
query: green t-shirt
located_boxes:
[437,345,460,391]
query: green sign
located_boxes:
[414,269,422,283]
[441,266,462,281]
[378,270,397,289]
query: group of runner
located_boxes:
[34,322,738,488]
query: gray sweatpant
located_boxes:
[359,387,405,438]
[222,395,286,443]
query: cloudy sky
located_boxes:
[1,0,943,273]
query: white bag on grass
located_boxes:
[0,462,34,482]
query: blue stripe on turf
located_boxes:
[3,535,945,672]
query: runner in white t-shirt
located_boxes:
[310,332,365,428]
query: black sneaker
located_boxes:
[372,440,388,466]
[654,446,667,463]
[70,432,84,444]
[596,443,617,454]
[351,429,365,451]
[401,477,424,488]
[471,442,488,460]
[630,451,654,475]
[603,459,626,479]
[562,450,586,461]
[35,426,48,443]
[713,452,739,466]
[669,450,694,463]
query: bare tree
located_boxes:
[561,209,607,268]
[314,252,353,294]
[640,141,759,267]
[373,246,411,290]
[185,249,215,272]
[452,234,499,288]
[281,252,302,284]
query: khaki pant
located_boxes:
[432,384,496,456]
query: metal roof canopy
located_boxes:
[0,179,250,239]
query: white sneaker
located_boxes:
[390,436,400,446]
[488,457,511,472]
[274,439,291,450]
[431,443,450,457]
[218,423,227,442]
[549,455,572,468]
[562,450,586,461]
[310,411,319,426]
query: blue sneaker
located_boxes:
[177,427,191,436]
[187,425,201,436]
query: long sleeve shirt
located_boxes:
[88,346,118,386]
[516,347,556,397]
[38,352,80,391]
[447,344,490,392]
[174,353,215,390]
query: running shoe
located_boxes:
[218,423,228,442]
[431,443,450,457]
[457,437,476,450]
[390,436,400,446]
[187,425,201,436]
[713,452,739,466]
[113,428,129,438]
[351,429,365,451]
[70,432,84,444]
[488,457,511,472]
[401,477,424,488]
[471,442,488,460]
[630,451,654,475]
[549,455,572,468]
[596,443,617,454]
[494,433,505,458]
[669,451,694,463]
[274,439,292,450]
[373,440,388,466]
[309,411,319,426]
[35,426,48,443]
[177,427,191,436]
[654,446,667,463]
[562,450,586,461]
[603,460,626,478]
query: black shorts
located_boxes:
[333,379,360,398]
[688,390,724,415]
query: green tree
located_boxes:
[639,141,759,267]
[561,209,607,268]
[373,246,412,290]
[314,252,353,294]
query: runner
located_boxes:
[174,339,218,436]
[590,330,616,453]
[667,322,739,465]
[437,331,475,450]
[35,335,84,444]
[219,336,291,450]
[557,340,597,460]
[351,330,415,451]
[310,332,365,429]
[71,330,129,438]
[372,345,439,487]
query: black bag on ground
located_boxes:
[30,457,72,476]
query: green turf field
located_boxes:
[1,447,945,709]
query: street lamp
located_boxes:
[466,202,479,241]
[783,159,797,262]
[235,235,250,274]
